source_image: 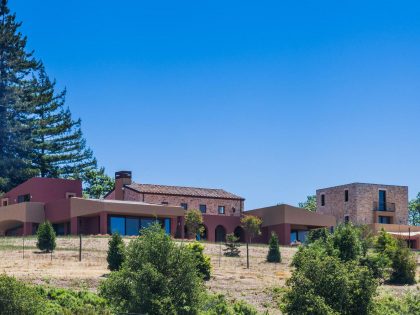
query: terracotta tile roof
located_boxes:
[126,183,244,200]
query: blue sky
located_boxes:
[12,0,420,209]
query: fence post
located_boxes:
[79,234,82,261]
[22,236,24,260]
[219,242,221,267]
[246,242,249,269]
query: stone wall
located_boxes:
[124,188,243,217]
[316,183,408,225]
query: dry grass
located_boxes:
[0,236,418,314]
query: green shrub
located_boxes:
[0,274,45,315]
[330,223,362,262]
[307,228,330,244]
[107,232,125,271]
[100,222,203,315]
[360,252,391,281]
[267,232,281,263]
[389,241,417,285]
[199,293,258,315]
[185,209,204,238]
[36,221,56,252]
[372,291,420,315]
[187,241,212,280]
[224,233,241,257]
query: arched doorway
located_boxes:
[215,225,226,242]
[234,226,245,242]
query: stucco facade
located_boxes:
[316,183,408,225]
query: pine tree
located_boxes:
[223,233,241,257]
[28,67,97,179]
[0,0,40,191]
[36,221,56,253]
[267,232,281,263]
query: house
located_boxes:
[316,183,420,249]
[0,177,184,237]
[105,171,245,242]
[246,204,336,244]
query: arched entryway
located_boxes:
[215,225,226,242]
[234,226,245,242]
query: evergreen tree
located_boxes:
[267,232,281,263]
[107,232,125,271]
[83,167,114,199]
[36,221,56,253]
[0,0,40,191]
[28,67,96,179]
[223,233,241,257]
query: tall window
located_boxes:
[344,215,350,223]
[321,194,325,206]
[180,203,188,210]
[378,190,386,211]
[344,190,349,202]
[218,206,225,214]
[199,204,207,213]
[17,194,30,203]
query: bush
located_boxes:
[389,241,417,285]
[224,233,241,257]
[330,223,362,262]
[0,274,45,315]
[307,228,330,244]
[199,293,258,315]
[360,252,391,281]
[36,221,56,252]
[267,232,281,263]
[187,241,211,280]
[372,291,420,315]
[107,232,125,271]
[185,209,204,239]
[100,222,203,315]
[282,251,377,315]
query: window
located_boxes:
[218,206,225,214]
[108,216,171,236]
[1,199,8,207]
[17,194,30,203]
[180,203,188,210]
[66,192,76,199]
[344,215,350,223]
[126,218,140,236]
[378,190,386,211]
[378,216,391,224]
[199,204,207,213]
[109,217,125,235]
[344,190,349,202]
[161,202,168,205]
[321,194,325,206]
[232,207,236,213]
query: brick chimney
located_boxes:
[115,171,132,200]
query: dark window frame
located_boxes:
[344,190,349,202]
[17,194,30,203]
[199,204,207,214]
[180,203,188,210]
[218,206,225,214]
[321,194,325,206]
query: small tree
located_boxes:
[267,232,281,263]
[185,209,204,239]
[36,221,56,253]
[224,233,241,257]
[107,232,125,271]
[307,228,330,244]
[298,195,317,212]
[330,223,362,262]
[186,242,211,280]
[389,241,417,285]
[241,215,262,268]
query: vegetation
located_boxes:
[372,291,420,315]
[36,221,56,253]
[224,233,241,257]
[0,274,111,315]
[408,192,420,226]
[200,293,259,315]
[281,224,378,315]
[298,195,317,212]
[307,227,330,244]
[267,232,281,263]
[187,241,212,280]
[0,0,105,192]
[100,222,203,314]
[107,232,125,271]
[241,215,262,242]
[185,209,204,239]
[83,167,114,199]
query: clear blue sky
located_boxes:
[12,0,420,209]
